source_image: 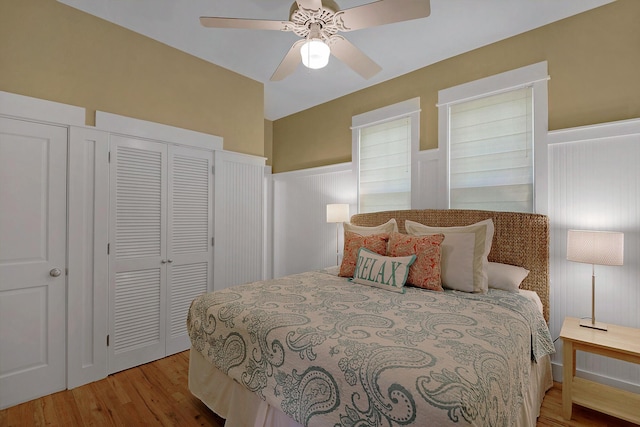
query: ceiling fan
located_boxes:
[200,0,431,81]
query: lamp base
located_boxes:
[579,318,608,331]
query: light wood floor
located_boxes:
[1,351,636,426]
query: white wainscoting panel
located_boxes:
[548,118,640,392]
[264,166,274,280]
[414,149,443,209]
[272,164,356,278]
[214,151,266,290]
[271,153,442,278]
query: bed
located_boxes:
[187,209,555,426]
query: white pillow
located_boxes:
[488,262,529,292]
[344,218,398,236]
[405,219,494,293]
[351,247,416,293]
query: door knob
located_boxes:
[49,268,62,277]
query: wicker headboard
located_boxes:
[350,209,550,322]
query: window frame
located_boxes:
[437,62,549,214]
[352,98,421,214]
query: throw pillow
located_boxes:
[351,248,416,293]
[339,231,389,277]
[387,232,445,291]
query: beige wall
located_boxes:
[0,0,265,157]
[272,0,640,173]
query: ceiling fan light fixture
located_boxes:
[300,39,330,69]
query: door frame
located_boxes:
[97,112,221,373]
[67,126,110,388]
[0,91,85,407]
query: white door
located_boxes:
[0,117,67,409]
[166,145,213,355]
[108,135,167,374]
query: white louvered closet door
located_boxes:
[166,145,213,355]
[108,136,168,374]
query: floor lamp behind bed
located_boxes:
[326,204,350,266]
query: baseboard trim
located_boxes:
[551,361,640,394]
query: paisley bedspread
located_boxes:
[187,270,554,427]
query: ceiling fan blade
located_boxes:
[270,39,306,81]
[296,0,323,12]
[336,0,431,31]
[328,36,382,79]
[200,16,291,31]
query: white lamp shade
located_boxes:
[567,230,624,266]
[326,204,349,223]
[301,39,330,69]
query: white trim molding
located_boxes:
[0,91,85,126]
[95,111,223,151]
[437,62,549,107]
[548,117,640,145]
[351,97,421,129]
[272,162,352,180]
[551,362,640,395]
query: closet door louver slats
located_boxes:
[166,146,213,355]
[171,153,210,254]
[169,263,208,338]
[108,136,167,374]
[116,146,163,259]
[113,269,161,353]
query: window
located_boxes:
[438,62,549,213]
[449,87,533,212]
[352,98,420,214]
[358,117,411,212]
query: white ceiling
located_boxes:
[58,0,613,120]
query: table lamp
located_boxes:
[566,229,624,331]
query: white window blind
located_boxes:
[358,117,411,213]
[449,86,533,212]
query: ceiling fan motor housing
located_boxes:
[288,0,346,40]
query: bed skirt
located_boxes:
[189,347,553,427]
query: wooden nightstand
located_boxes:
[560,317,640,423]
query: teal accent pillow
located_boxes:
[351,247,416,293]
